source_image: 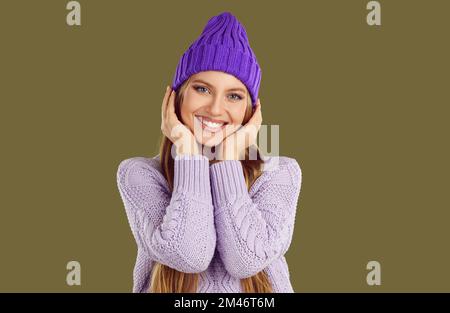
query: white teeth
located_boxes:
[198,117,224,128]
[204,120,223,128]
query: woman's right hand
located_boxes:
[161,86,199,156]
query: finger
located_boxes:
[167,90,176,118]
[223,123,242,138]
[249,100,262,125]
[256,100,262,120]
[253,99,261,111]
[161,86,171,121]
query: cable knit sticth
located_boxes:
[116,154,302,293]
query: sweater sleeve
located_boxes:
[209,158,302,279]
[116,154,216,273]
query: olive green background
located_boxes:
[0,0,449,292]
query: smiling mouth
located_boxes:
[195,116,228,133]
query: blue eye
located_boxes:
[193,85,243,101]
[194,85,209,94]
[229,93,243,101]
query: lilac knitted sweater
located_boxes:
[116,154,302,293]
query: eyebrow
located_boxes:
[191,79,246,94]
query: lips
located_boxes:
[195,116,228,133]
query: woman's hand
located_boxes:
[161,86,199,156]
[217,99,262,161]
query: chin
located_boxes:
[195,135,224,148]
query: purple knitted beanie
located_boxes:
[171,11,262,106]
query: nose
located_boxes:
[206,95,225,116]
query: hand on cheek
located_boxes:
[217,99,262,161]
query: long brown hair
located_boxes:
[149,76,272,293]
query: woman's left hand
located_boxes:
[217,99,262,160]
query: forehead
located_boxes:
[190,71,246,90]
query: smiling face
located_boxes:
[178,71,252,147]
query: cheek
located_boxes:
[228,104,247,125]
[180,91,203,129]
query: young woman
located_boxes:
[117,11,302,293]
